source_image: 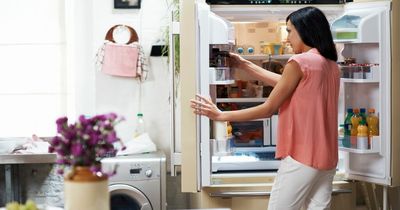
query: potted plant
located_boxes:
[49,113,125,210]
[162,0,180,76]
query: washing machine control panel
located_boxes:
[129,168,142,174]
[102,157,161,181]
[145,169,153,177]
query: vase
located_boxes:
[64,166,110,210]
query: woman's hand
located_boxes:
[190,94,223,121]
[229,52,248,70]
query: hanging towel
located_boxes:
[95,25,148,81]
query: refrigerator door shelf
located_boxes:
[339,136,382,155]
[341,78,379,83]
[332,7,382,43]
[340,65,380,83]
[209,67,235,85]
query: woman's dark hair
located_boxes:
[286,6,337,62]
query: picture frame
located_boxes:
[114,0,141,9]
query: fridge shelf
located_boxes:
[340,65,380,83]
[241,54,293,61]
[341,78,379,83]
[331,7,380,43]
[209,67,235,85]
[339,136,381,154]
[216,97,266,103]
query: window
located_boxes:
[0,0,68,137]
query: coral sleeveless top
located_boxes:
[276,48,340,170]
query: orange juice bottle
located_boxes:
[357,120,368,149]
[350,108,361,148]
[367,108,379,137]
[227,122,233,137]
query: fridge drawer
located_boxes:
[230,118,271,147]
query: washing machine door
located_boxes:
[109,184,152,210]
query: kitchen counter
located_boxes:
[0,206,62,210]
[0,153,56,164]
[0,153,57,204]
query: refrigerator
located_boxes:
[170,0,400,193]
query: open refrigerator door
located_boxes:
[175,0,236,191]
[334,1,393,186]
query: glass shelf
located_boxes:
[339,136,380,154]
[341,78,379,83]
[216,97,266,103]
[241,54,293,61]
[340,65,380,83]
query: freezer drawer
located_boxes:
[189,181,355,210]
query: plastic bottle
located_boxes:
[227,122,233,138]
[338,124,345,147]
[366,108,379,137]
[359,108,367,124]
[350,108,361,148]
[343,108,353,148]
[134,113,146,137]
[357,120,369,150]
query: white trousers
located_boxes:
[267,156,336,210]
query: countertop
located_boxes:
[0,153,56,164]
[0,206,62,210]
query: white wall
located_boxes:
[76,0,172,159]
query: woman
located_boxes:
[190,6,340,210]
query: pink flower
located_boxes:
[50,113,124,175]
[71,143,84,156]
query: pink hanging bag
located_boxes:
[100,25,140,77]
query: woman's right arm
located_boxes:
[230,53,281,87]
[190,60,303,122]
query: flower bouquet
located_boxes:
[49,113,125,210]
[49,113,125,175]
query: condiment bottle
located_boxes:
[367,108,379,136]
[350,108,361,148]
[343,108,353,148]
[357,120,369,150]
[134,113,146,137]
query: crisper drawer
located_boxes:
[216,100,273,147]
[230,119,270,147]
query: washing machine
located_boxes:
[101,151,167,210]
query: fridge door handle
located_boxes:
[208,189,352,198]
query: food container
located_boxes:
[339,64,379,80]
[215,51,230,67]
[273,43,282,55]
[212,138,232,156]
[260,42,273,54]
[209,67,234,85]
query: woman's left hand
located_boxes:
[190,94,223,121]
